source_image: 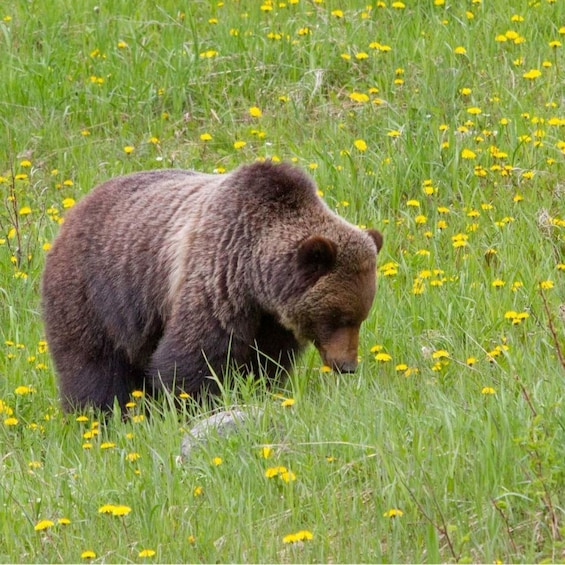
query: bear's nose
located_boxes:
[331,358,358,373]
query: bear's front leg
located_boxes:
[147,322,250,399]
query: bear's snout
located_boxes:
[318,326,360,373]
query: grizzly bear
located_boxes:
[42,161,382,412]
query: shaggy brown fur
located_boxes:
[41,161,383,412]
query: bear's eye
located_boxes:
[326,311,354,328]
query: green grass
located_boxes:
[1,0,564,562]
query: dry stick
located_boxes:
[400,478,459,562]
[539,288,565,372]
[491,498,519,555]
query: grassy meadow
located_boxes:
[1,0,565,562]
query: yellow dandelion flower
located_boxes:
[375,352,392,362]
[62,198,75,209]
[193,485,203,496]
[249,106,262,118]
[233,141,246,150]
[111,505,132,516]
[354,139,367,151]
[138,549,156,558]
[212,456,223,466]
[349,92,369,103]
[19,206,32,215]
[15,385,35,395]
[383,508,404,518]
[34,519,55,531]
[81,550,96,559]
[540,280,554,289]
[123,145,135,154]
[281,398,295,407]
[4,417,18,426]
[454,46,467,55]
[523,69,541,80]
[200,133,212,141]
[283,530,313,543]
[58,517,71,525]
[199,49,218,58]
[461,148,476,159]
[481,387,496,395]
[432,349,450,359]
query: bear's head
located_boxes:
[281,228,382,373]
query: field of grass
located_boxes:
[1,0,564,562]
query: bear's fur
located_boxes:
[41,161,382,412]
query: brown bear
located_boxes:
[42,161,382,412]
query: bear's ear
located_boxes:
[297,236,337,282]
[366,229,383,253]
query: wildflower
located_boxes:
[15,385,35,395]
[34,519,55,531]
[199,50,218,58]
[466,357,477,366]
[331,9,344,17]
[138,549,156,558]
[491,279,505,288]
[212,457,223,466]
[99,504,131,516]
[126,452,140,462]
[354,139,368,152]
[461,148,476,159]
[452,233,468,247]
[467,106,482,115]
[406,199,420,207]
[188,535,196,544]
[81,550,96,559]
[454,46,467,55]
[387,130,401,137]
[265,465,295,482]
[233,141,246,150]
[432,349,449,359]
[4,417,18,426]
[383,508,404,518]
[62,198,75,209]
[19,206,32,215]
[283,530,314,544]
[320,365,332,373]
[100,442,116,449]
[540,280,554,290]
[123,145,135,154]
[355,52,369,60]
[523,69,541,80]
[281,398,295,407]
[481,387,496,395]
[279,470,296,482]
[375,352,392,362]
[249,106,262,118]
[349,92,369,103]
[193,486,203,496]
